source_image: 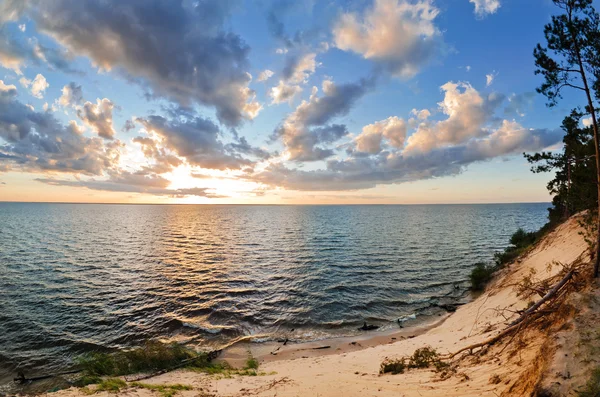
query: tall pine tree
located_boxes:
[534,0,600,277]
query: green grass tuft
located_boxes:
[130,382,193,397]
[245,357,259,370]
[95,378,127,393]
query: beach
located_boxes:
[44,213,597,396]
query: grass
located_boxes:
[380,347,449,375]
[245,357,259,370]
[578,367,600,397]
[130,382,193,397]
[81,377,127,394]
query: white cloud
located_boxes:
[257,69,274,82]
[486,71,497,87]
[333,0,441,78]
[31,74,49,98]
[19,74,49,98]
[285,53,318,84]
[270,80,303,104]
[77,98,116,139]
[19,77,31,88]
[583,117,593,127]
[355,116,407,154]
[411,108,431,120]
[470,0,500,17]
[405,81,504,153]
[58,82,84,108]
[18,24,26,32]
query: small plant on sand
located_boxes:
[245,357,259,370]
[130,382,193,397]
[380,347,449,375]
[470,262,496,291]
[95,377,127,393]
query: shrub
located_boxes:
[380,358,406,374]
[470,262,496,291]
[510,228,537,249]
[380,347,448,375]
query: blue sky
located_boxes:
[0,0,593,203]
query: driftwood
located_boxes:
[447,269,575,360]
[509,270,574,327]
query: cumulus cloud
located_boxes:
[270,80,303,104]
[18,73,49,98]
[333,0,441,78]
[282,53,318,84]
[404,81,505,153]
[0,79,122,175]
[257,69,274,82]
[582,117,593,127]
[77,98,116,140]
[273,77,374,161]
[248,81,560,191]
[134,113,258,171]
[355,116,407,154]
[5,0,256,127]
[470,0,501,17]
[58,82,83,107]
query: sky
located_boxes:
[0,0,591,204]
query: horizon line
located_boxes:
[0,201,552,206]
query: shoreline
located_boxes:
[217,313,452,368]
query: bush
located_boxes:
[510,228,537,248]
[380,358,406,374]
[470,262,496,291]
[380,347,448,375]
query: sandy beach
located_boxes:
[44,213,596,397]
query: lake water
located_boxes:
[0,203,550,382]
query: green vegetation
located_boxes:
[578,367,600,397]
[469,227,542,291]
[380,347,448,375]
[130,382,193,397]
[245,357,259,370]
[76,341,203,377]
[95,378,127,393]
[531,0,600,277]
[469,262,496,291]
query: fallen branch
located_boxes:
[509,270,574,327]
[447,270,575,359]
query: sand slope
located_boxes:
[52,216,590,397]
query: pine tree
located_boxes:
[533,0,600,277]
